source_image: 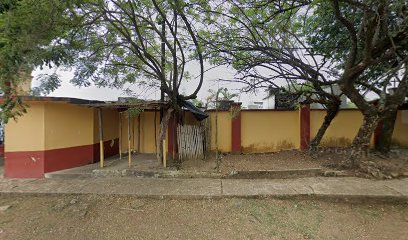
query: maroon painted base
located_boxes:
[4,138,119,178]
[93,138,120,162]
[4,151,45,178]
[300,105,311,150]
[0,144,4,157]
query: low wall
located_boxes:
[241,110,300,153]
[310,110,364,147]
[392,110,408,147]
[207,107,407,154]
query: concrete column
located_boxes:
[300,104,310,150]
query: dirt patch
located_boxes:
[180,148,408,180]
[317,148,408,179]
[181,150,323,173]
[0,195,406,240]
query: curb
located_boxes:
[1,191,407,204]
[47,168,324,180]
[228,168,323,179]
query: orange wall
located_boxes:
[119,111,160,154]
[241,110,300,153]
[5,102,45,152]
[392,110,408,147]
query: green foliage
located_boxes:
[0,0,71,122]
[0,0,208,122]
[56,0,206,102]
[0,96,28,123]
[191,98,204,107]
[126,108,144,118]
[303,0,408,72]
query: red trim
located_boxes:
[93,138,119,163]
[44,145,94,173]
[4,151,45,178]
[0,144,4,157]
[300,104,311,150]
[4,138,119,178]
[231,103,242,154]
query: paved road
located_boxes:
[0,177,407,202]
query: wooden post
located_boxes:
[119,112,122,159]
[138,114,141,153]
[98,108,104,168]
[163,139,166,168]
[132,117,135,153]
[128,111,132,168]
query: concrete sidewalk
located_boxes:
[0,177,407,202]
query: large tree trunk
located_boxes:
[349,113,379,166]
[375,109,398,154]
[309,101,340,152]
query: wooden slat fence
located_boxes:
[177,124,205,161]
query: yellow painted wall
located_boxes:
[392,110,408,147]
[311,110,365,147]
[207,111,232,152]
[44,102,94,150]
[119,111,160,154]
[241,111,300,153]
[6,102,120,153]
[93,108,119,143]
[182,111,200,125]
[5,102,45,152]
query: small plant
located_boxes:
[229,104,241,119]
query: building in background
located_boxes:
[263,85,349,110]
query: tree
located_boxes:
[305,0,408,162]
[58,0,206,162]
[1,0,207,163]
[0,0,70,122]
[199,0,342,151]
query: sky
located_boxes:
[32,63,267,108]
